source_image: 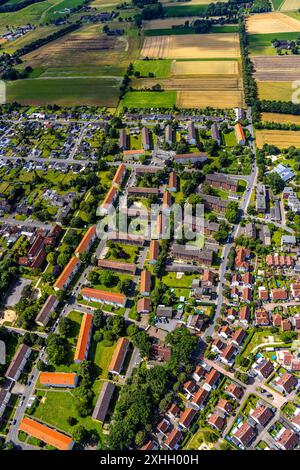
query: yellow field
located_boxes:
[255,129,300,148]
[262,112,300,124]
[280,0,300,10]
[177,90,244,108]
[257,82,294,101]
[246,12,300,34]
[140,34,240,59]
[171,59,239,76]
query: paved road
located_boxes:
[0,217,52,230]
[203,107,258,340]
[6,365,40,448]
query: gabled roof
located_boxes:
[75,225,96,255]
[74,313,93,362]
[39,372,77,387]
[19,417,73,450]
[54,256,80,290]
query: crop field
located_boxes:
[140,33,240,59]
[143,17,201,29]
[164,4,209,16]
[255,129,300,148]
[132,76,243,90]
[171,59,239,76]
[22,25,130,71]
[133,59,172,78]
[165,0,221,4]
[280,0,300,10]
[122,91,177,108]
[246,12,300,34]
[262,112,300,124]
[271,0,285,9]
[248,32,300,56]
[177,90,244,108]
[257,81,294,100]
[252,56,300,81]
[0,1,50,31]
[6,77,120,106]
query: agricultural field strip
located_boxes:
[255,129,300,148]
[140,33,240,59]
[280,0,300,10]
[246,12,300,34]
[252,56,300,81]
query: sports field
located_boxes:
[246,12,300,34]
[252,56,300,81]
[255,129,300,148]
[7,77,121,106]
[262,112,300,124]
[177,90,244,108]
[140,33,240,59]
[257,81,294,101]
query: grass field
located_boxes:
[133,59,172,78]
[6,77,121,106]
[249,32,300,56]
[271,0,285,9]
[255,129,300,148]
[262,112,300,123]
[177,89,243,108]
[257,81,294,101]
[140,33,240,59]
[122,91,177,108]
[246,12,300,34]
[164,4,209,16]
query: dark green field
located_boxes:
[164,4,208,17]
[7,77,121,106]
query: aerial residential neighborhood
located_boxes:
[0,0,299,458]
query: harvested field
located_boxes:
[255,129,300,148]
[143,17,201,29]
[246,12,300,34]
[132,77,243,91]
[252,56,300,81]
[165,0,222,4]
[177,90,243,108]
[171,59,239,76]
[140,33,240,59]
[261,112,300,124]
[280,0,300,10]
[257,81,294,100]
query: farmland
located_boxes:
[133,59,172,78]
[140,33,240,59]
[257,81,294,101]
[261,112,300,124]
[246,12,300,35]
[252,56,300,81]
[177,89,244,108]
[164,4,209,17]
[171,59,239,76]
[248,32,300,55]
[122,91,177,108]
[255,129,300,148]
[6,77,121,106]
[280,0,300,10]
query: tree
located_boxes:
[58,317,73,337]
[72,425,88,444]
[105,315,125,338]
[93,330,103,343]
[264,171,285,194]
[118,279,131,295]
[225,201,239,224]
[67,417,77,426]
[166,328,197,366]
[93,309,103,329]
[46,334,68,366]
[135,430,146,448]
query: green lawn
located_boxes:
[249,32,300,56]
[271,0,285,9]
[31,389,103,437]
[223,130,237,147]
[164,4,208,17]
[122,91,177,108]
[161,272,195,289]
[106,243,139,263]
[133,59,171,78]
[6,77,121,107]
[89,339,116,380]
